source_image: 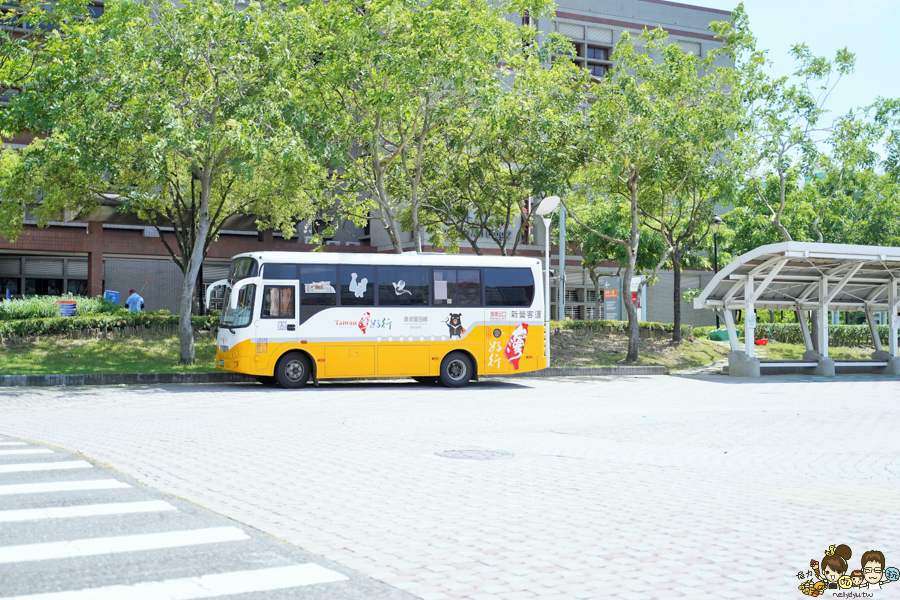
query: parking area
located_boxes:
[1,375,899,599]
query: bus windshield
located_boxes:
[220,284,255,328]
[228,257,258,282]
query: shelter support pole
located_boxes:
[874,280,900,375]
[797,308,814,353]
[866,307,883,353]
[818,277,829,358]
[744,278,755,358]
[723,309,740,352]
[809,277,835,376]
[725,305,759,377]
[891,280,899,358]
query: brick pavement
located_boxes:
[1,375,899,599]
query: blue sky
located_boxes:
[697,0,900,119]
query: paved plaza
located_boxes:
[1,375,899,599]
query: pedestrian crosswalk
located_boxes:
[0,435,353,599]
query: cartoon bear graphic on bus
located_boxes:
[446,313,466,339]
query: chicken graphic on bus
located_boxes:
[504,323,529,370]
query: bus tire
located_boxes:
[412,376,439,384]
[255,376,277,386]
[274,352,310,389]
[439,352,472,388]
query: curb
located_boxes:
[0,372,255,388]
[497,366,665,377]
[0,366,663,388]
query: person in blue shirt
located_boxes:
[125,289,144,313]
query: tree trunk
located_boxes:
[178,173,213,365]
[672,250,683,344]
[623,173,641,363]
[587,268,602,321]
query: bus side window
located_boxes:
[434,269,481,306]
[299,265,337,323]
[378,266,430,306]
[340,265,375,306]
[263,264,298,280]
[261,286,295,319]
[484,268,534,307]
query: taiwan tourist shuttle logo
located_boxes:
[504,323,529,370]
[797,545,897,596]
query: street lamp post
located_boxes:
[535,195,561,368]
[711,216,723,329]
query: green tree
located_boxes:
[566,12,749,362]
[306,0,558,253]
[0,0,325,363]
[418,45,588,256]
[740,38,856,241]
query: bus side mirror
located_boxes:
[206,279,231,309]
[229,277,261,310]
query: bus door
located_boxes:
[256,280,299,367]
[484,309,512,374]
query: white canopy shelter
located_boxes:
[694,242,900,376]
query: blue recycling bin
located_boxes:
[104,290,120,305]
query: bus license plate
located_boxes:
[219,359,224,367]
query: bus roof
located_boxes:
[231,251,542,269]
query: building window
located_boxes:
[586,45,608,60]
[587,64,607,78]
[25,278,62,296]
[1,277,20,296]
[67,280,88,295]
[552,28,611,80]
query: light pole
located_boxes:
[535,195,561,368]
[711,216,723,329]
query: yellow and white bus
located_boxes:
[209,251,546,388]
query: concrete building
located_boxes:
[0,0,728,326]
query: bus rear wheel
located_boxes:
[274,352,310,389]
[439,352,473,388]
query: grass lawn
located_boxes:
[551,329,729,372]
[0,334,219,374]
[751,341,875,360]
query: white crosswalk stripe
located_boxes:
[0,526,250,564]
[1,564,349,600]
[0,449,54,456]
[0,480,130,496]
[0,461,92,473]
[0,439,365,599]
[0,500,175,522]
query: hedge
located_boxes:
[0,312,220,338]
[0,294,123,321]
[550,319,694,337]
[696,322,900,348]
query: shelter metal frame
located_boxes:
[693,242,900,376]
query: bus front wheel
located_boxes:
[439,352,473,388]
[275,352,310,389]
